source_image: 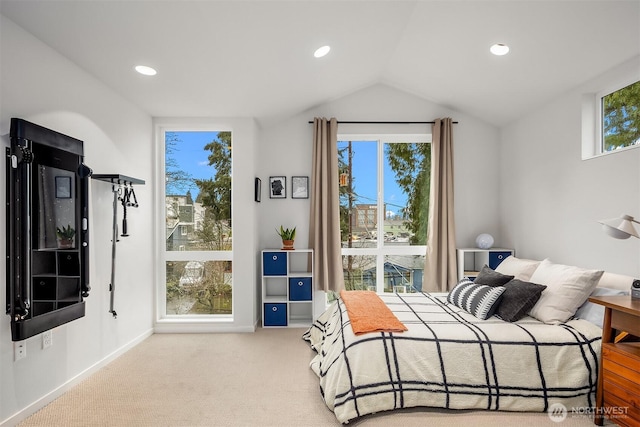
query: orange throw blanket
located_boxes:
[340,290,408,335]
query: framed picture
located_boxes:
[55,176,72,199]
[292,176,309,199]
[269,176,286,198]
[254,177,261,202]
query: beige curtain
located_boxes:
[309,117,344,292]
[423,118,457,292]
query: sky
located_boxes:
[338,140,408,218]
[166,132,408,215]
[167,131,219,200]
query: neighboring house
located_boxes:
[166,195,206,251]
[350,205,411,242]
[384,255,424,292]
[343,255,424,292]
[351,204,378,238]
[383,218,411,243]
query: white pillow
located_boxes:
[528,259,604,324]
[494,256,542,282]
[575,287,629,328]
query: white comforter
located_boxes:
[303,292,602,424]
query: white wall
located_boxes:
[257,84,502,252]
[1,16,154,425]
[499,56,640,277]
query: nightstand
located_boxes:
[588,295,640,426]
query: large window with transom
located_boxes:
[338,134,431,293]
[161,129,232,317]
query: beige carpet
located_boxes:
[19,328,610,427]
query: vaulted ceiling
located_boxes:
[1,0,639,128]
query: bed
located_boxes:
[303,257,636,424]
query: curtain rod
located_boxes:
[307,120,458,124]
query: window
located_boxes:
[162,130,232,317]
[338,134,430,293]
[584,72,640,159]
[598,79,640,153]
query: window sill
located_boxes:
[154,316,257,333]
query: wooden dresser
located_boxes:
[588,296,640,427]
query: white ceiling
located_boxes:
[1,0,639,128]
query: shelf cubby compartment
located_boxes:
[289,277,312,301]
[32,277,57,300]
[263,303,287,326]
[288,251,312,276]
[58,277,81,301]
[289,302,313,326]
[264,277,287,300]
[32,251,57,275]
[58,251,80,276]
[263,251,287,276]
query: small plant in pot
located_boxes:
[56,224,76,249]
[276,226,296,250]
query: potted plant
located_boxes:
[276,226,296,250]
[56,224,76,249]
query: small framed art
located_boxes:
[255,177,261,202]
[291,176,309,199]
[55,176,72,199]
[269,176,286,198]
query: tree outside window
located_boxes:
[602,80,640,152]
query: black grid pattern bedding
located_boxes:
[303,292,602,424]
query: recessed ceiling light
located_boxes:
[490,43,510,56]
[314,45,331,58]
[135,65,157,76]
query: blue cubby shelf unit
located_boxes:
[261,249,314,327]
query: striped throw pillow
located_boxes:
[447,278,506,320]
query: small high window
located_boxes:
[597,79,640,154]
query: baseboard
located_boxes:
[0,328,154,427]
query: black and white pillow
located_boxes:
[447,278,506,320]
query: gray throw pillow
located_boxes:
[474,265,514,286]
[495,279,547,322]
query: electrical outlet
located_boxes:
[14,341,26,361]
[42,330,52,349]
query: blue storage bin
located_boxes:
[289,277,312,301]
[264,303,287,326]
[489,251,512,270]
[263,252,287,276]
